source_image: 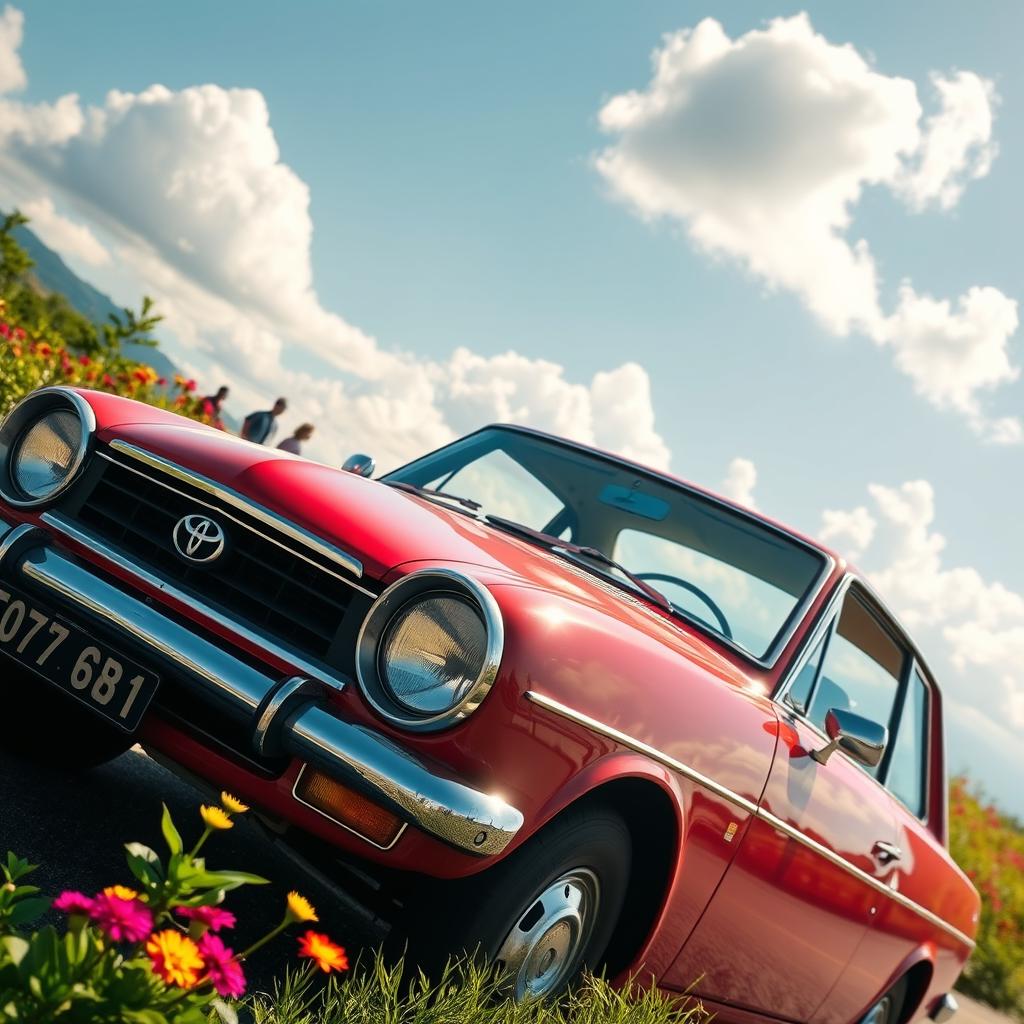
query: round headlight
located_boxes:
[380,595,488,714]
[12,410,83,500]
[356,569,504,731]
[0,387,94,507]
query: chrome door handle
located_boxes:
[872,840,902,865]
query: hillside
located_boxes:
[13,223,181,384]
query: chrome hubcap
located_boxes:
[495,868,600,1000]
[863,995,893,1024]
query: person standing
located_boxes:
[241,397,287,445]
[277,423,314,456]
[201,385,230,417]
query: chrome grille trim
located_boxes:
[109,440,365,582]
[41,511,350,690]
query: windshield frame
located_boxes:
[382,423,837,670]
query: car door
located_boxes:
[665,583,904,1022]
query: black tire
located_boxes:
[860,976,909,1024]
[400,804,632,999]
[1,662,135,769]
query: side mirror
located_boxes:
[341,453,375,477]
[810,707,888,768]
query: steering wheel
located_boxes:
[634,572,733,640]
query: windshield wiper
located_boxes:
[484,515,673,614]
[385,481,483,512]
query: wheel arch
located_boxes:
[525,757,685,979]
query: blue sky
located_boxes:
[3,2,1023,810]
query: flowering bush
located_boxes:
[950,777,1024,1019]
[0,294,214,424]
[0,796,347,1023]
[0,210,218,424]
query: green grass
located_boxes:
[244,956,707,1024]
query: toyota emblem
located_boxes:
[173,514,226,564]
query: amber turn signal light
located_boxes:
[294,767,404,848]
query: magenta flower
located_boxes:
[198,933,246,998]
[176,904,236,932]
[88,891,153,942]
[53,890,95,915]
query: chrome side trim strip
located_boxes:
[291,763,408,852]
[756,808,975,948]
[41,512,350,691]
[525,691,759,815]
[525,691,975,950]
[109,440,365,580]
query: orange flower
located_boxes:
[35,342,52,357]
[146,929,204,989]
[103,885,139,901]
[297,930,348,973]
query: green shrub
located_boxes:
[950,778,1024,1018]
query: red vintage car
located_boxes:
[0,386,977,1019]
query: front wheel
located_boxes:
[860,977,909,1024]
[401,804,632,999]
[1,663,135,769]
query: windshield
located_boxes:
[383,427,828,662]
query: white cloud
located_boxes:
[882,284,1020,439]
[0,5,26,94]
[596,14,1019,441]
[895,71,998,211]
[21,197,110,267]
[821,480,1024,734]
[721,456,757,509]
[0,8,671,473]
[820,505,876,563]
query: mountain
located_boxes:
[13,223,181,384]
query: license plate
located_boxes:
[0,584,159,732]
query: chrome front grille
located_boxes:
[63,448,376,669]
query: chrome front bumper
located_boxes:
[0,520,523,856]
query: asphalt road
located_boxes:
[0,745,385,994]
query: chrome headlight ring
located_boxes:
[0,387,95,508]
[356,568,504,732]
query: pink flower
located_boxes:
[176,904,236,932]
[88,891,153,942]
[197,933,246,998]
[53,890,94,915]
[185,378,197,392]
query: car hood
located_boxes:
[103,421,753,687]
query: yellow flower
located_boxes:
[146,929,204,989]
[200,805,234,831]
[103,885,139,901]
[221,792,249,814]
[285,890,319,923]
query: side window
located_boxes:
[807,594,905,775]
[885,669,930,818]
[784,631,827,714]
